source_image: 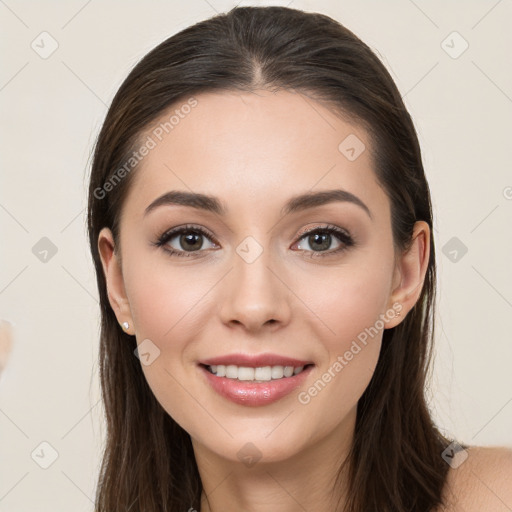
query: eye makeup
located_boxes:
[151,223,355,259]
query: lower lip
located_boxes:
[199,365,314,407]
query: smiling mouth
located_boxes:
[201,363,314,382]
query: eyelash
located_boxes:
[152,223,355,259]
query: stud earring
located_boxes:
[122,321,129,331]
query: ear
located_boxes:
[97,227,134,335]
[385,220,431,329]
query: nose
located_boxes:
[218,244,292,333]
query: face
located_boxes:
[99,89,419,467]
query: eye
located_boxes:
[153,223,354,259]
[292,224,354,256]
[153,224,218,257]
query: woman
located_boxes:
[87,6,512,511]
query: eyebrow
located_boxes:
[144,189,372,219]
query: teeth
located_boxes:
[207,364,306,381]
[271,366,284,379]
[255,366,271,381]
[283,366,294,377]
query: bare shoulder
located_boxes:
[438,445,512,512]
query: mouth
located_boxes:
[201,363,314,383]
[197,355,315,406]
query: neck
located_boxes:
[194,406,356,512]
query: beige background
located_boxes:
[1,0,511,510]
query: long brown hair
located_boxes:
[87,6,459,511]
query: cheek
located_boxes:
[291,256,393,406]
[294,255,394,349]
[124,251,216,345]
[122,256,223,426]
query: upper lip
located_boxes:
[199,353,314,368]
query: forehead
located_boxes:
[121,89,388,221]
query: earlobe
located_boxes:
[385,221,430,329]
[97,227,134,332]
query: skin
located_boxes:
[437,446,512,512]
[98,89,433,511]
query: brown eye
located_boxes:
[177,232,204,251]
[302,232,333,252]
[154,225,218,257]
[293,225,354,256]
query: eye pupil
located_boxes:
[180,233,202,251]
[309,232,331,251]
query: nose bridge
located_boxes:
[218,233,291,330]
